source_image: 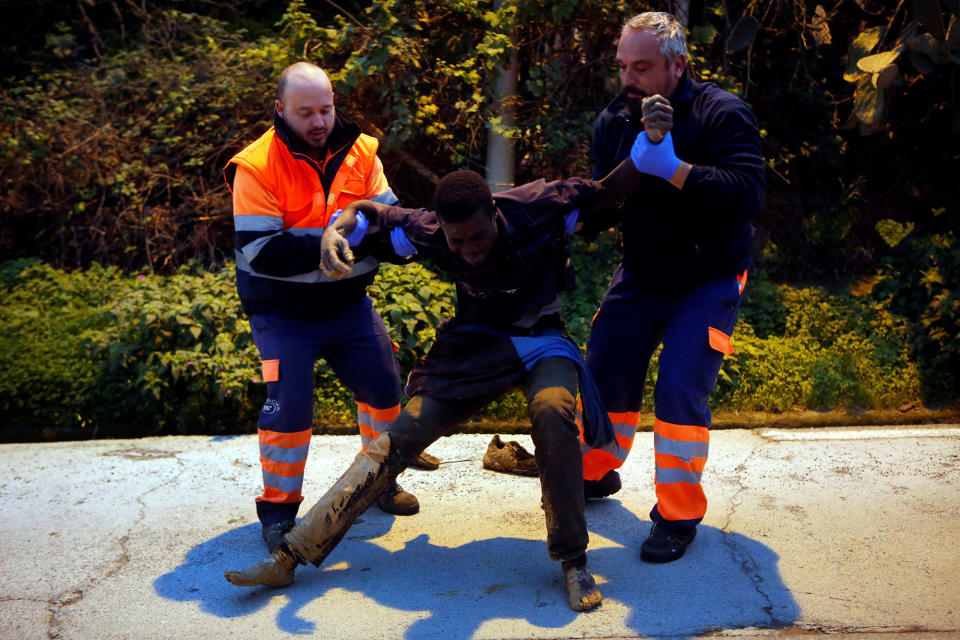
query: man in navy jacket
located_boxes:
[580,11,765,564]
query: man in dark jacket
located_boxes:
[223,165,647,611]
[580,12,765,564]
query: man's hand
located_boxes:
[320,226,354,278]
[641,94,673,144]
[630,130,683,183]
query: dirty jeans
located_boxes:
[389,356,588,563]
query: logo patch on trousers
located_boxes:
[262,399,280,415]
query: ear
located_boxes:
[275,99,285,117]
[671,54,687,81]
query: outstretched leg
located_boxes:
[225,432,401,586]
[225,394,484,587]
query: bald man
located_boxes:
[223,62,433,556]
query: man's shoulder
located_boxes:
[690,79,752,116]
[225,127,280,189]
[231,127,281,167]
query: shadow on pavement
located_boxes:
[585,498,801,638]
[155,502,799,638]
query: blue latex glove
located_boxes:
[630,130,681,181]
[329,209,369,246]
[390,227,418,257]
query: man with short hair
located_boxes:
[224,164,645,611]
[223,62,433,557]
[580,12,765,563]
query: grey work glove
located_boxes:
[641,94,673,144]
[320,228,354,278]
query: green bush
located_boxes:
[0,261,932,440]
[82,263,263,436]
[0,260,121,436]
[714,284,921,411]
[871,233,960,403]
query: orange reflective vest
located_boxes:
[224,114,394,318]
[227,126,382,229]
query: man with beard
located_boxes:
[579,12,765,563]
[223,62,436,557]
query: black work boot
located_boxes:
[584,470,621,500]
[262,520,296,555]
[376,480,420,516]
[640,522,697,563]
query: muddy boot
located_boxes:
[561,556,602,612]
[224,433,402,586]
[409,451,440,470]
[226,523,302,587]
[376,480,420,515]
[482,434,539,476]
[224,556,297,588]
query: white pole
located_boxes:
[485,0,517,193]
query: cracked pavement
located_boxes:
[0,427,958,639]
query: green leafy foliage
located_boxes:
[1,10,287,270]
[871,233,960,403]
[368,262,457,376]
[82,262,263,436]
[0,260,121,436]
[713,283,921,411]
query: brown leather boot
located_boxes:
[376,480,420,515]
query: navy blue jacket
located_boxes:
[589,74,765,294]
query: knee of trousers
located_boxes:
[529,387,578,438]
[654,370,716,421]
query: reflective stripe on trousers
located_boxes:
[577,397,638,481]
[358,402,401,449]
[258,427,312,504]
[653,418,709,521]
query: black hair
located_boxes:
[433,170,494,223]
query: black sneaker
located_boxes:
[261,520,295,555]
[376,480,420,516]
[640,522,697,563]
[584,470,621,500]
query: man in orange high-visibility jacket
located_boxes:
[223,62,430,556]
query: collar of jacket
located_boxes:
[272,110,365,189]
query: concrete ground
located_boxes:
[1,425,958,640]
